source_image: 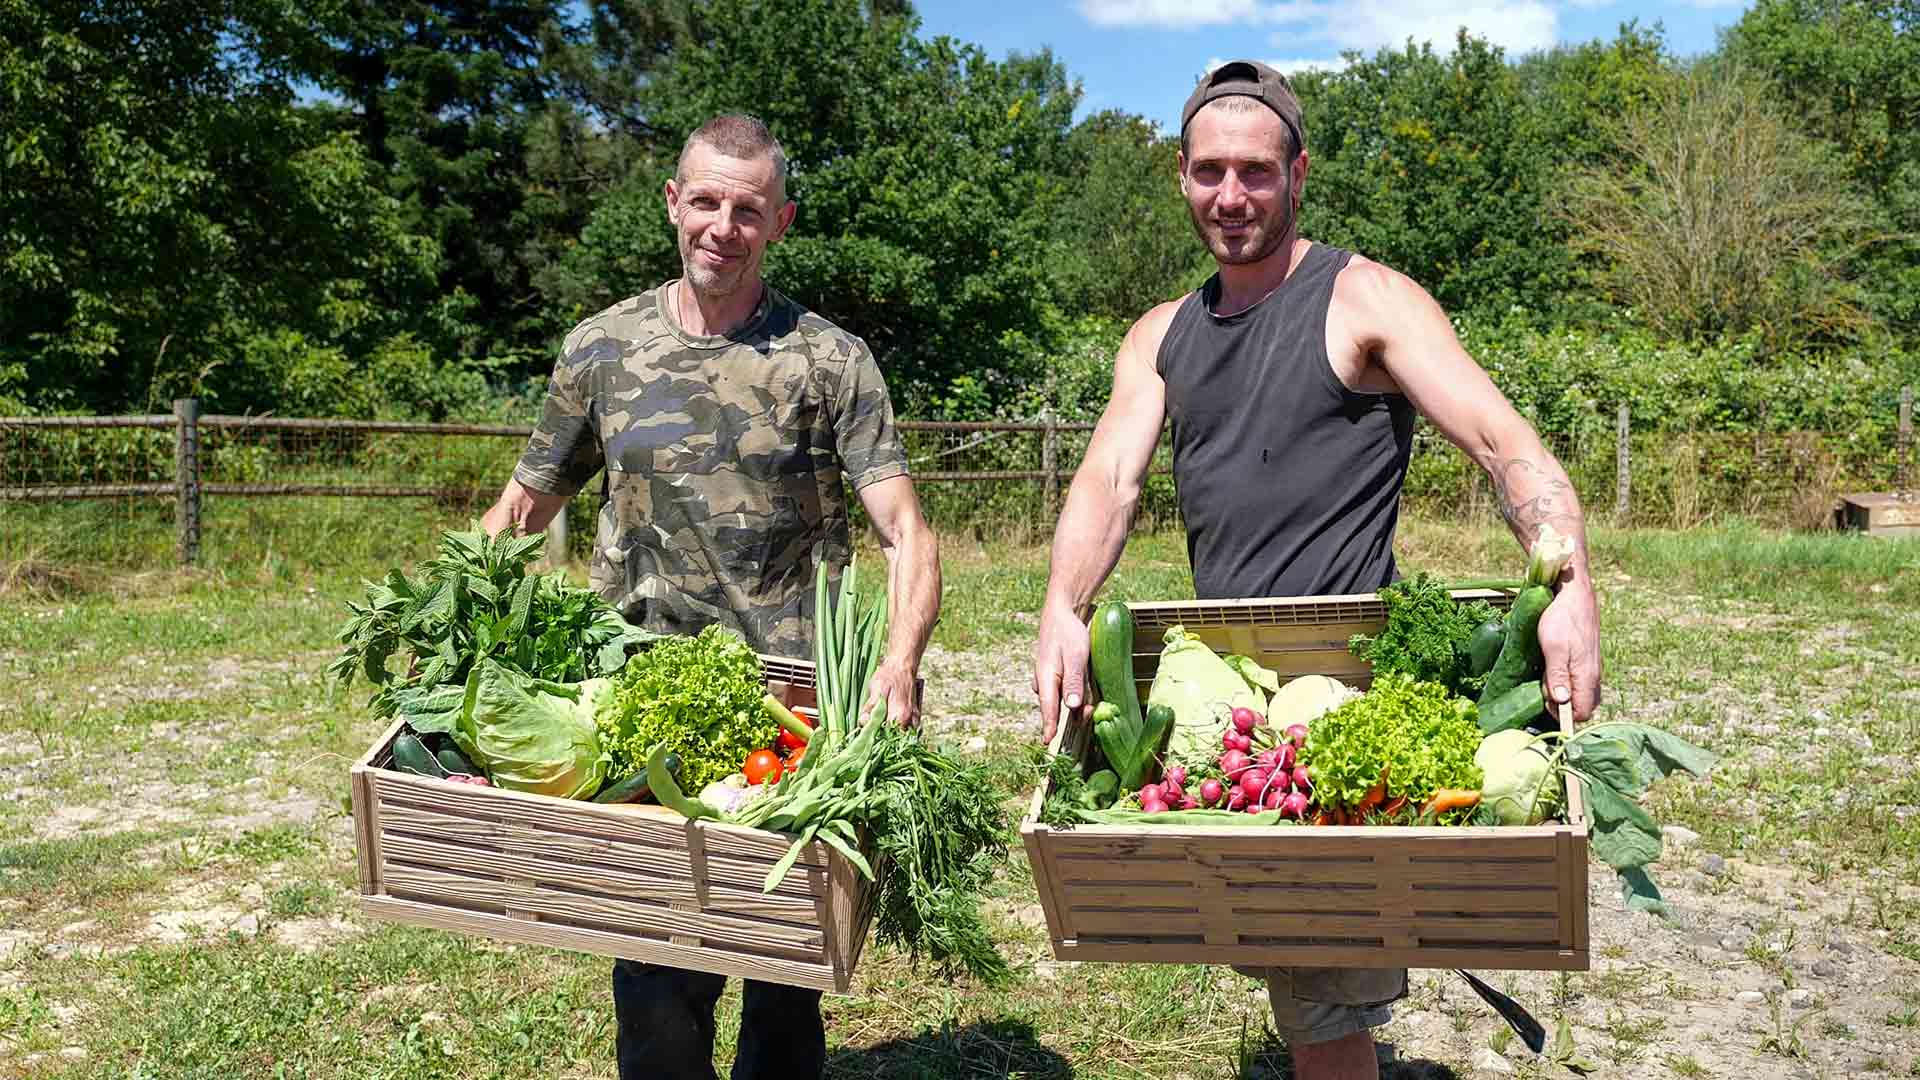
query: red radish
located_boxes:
[1238,770,1270,801]
[1164,764,1188,789]
[1231,707,1259,734]
[1199,778,1225,805]
[1280,791,1310,818]
[1256,748,1282,770]
[1219,749,1251,777]
[1140,798,1169,814]
[1286,723,1310,746]
[1139,784,1162,805]
[1221,728,1239,751]
[1292,765,1312,793]
[1230,732,1254,753]
[1161,779,1186,804]
[1275,743,1297,772]
[1179,795,1200,811]
[1262,786,1284,810]
[1245,800,1265,814]
[1226,788,1248,811]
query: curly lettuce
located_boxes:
[1298,673,1484,815]
[595,625,776,792]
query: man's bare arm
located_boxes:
[1032,305,1177,743]
[1342,263,1602,721]
[856,474,941,728]
[479,479,572,539]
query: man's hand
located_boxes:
[1032,601,1091,746]
[863,656,921,730]
[1536,579,1601,724]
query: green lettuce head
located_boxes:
[452,658,609,800]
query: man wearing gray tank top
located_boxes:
[1030,61,1602,1080]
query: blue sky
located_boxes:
[911,0,1754,131]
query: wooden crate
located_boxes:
[349,654,876,993]
[1839,493,1920,538]
[1020,591,1591,972]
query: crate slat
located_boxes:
[360,896,843,991]
[1021,590,1589,973]
[351,655,875,993]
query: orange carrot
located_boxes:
[1422,788,1481,816]
[1379,796,1409,817]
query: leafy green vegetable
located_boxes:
[430,658,610,800]
[1298,673,1484,817]
[596,625,776,793]
[1473,721,1718,913]
[329,526,655,717]
[1347,573,1501,696]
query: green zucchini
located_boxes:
[592,752,683,804]
[1089,600,1141,726]
[1478,680,1545,735]
[1467,616,1507,677]
[391,732,448,779]
[1478,584,1552,706]
[434,743,477,777]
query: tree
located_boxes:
[1294,32,1572,320]
[1724,0,1920,336]
[553,0,1080,409]
[1051,111,1212,321]
[0,0,446,415]
[1556,60,1882,347]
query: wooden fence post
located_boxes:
[1900,384,1913,491]
[1041,412,1060,522]
[174,397,201,566]
[1614,404,1631,523]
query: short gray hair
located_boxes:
[677,113,789,203]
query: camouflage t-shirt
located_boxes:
[512,284,909,659]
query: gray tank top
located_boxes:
[1155,242,1414,599]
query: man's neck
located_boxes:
[672,278,764,338]
[1213,234,1309,316]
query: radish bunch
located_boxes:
[1210,707,1313,818]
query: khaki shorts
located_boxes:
[1233,965,1408,1045]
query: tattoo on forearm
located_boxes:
[1490,457,1579,537]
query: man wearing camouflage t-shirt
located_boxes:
[481,113,940,1080]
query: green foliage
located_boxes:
[1725,0,1920,334]
[1296,32,1574,319]
[596,624,776,790]
[559,0,1080,407]
[1348,573,1501,696]
[1051,110,1212,320]
[1296,673,1484,814]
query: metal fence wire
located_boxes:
[2,394,1913,570]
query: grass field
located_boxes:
[1,512,1917,1078]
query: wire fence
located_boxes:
[2,392,1913,573]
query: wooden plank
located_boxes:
[352,766,380,895]
[1068,908,1208,937]
[1022,829,1076,943]
[379,864,825,955]
[380,832,697,904]
[1050,939,1587,972]
[1051,853,1200,887]
[378,804,697,879]
[358,896,842,991]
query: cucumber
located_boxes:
[1478,680,1545,735]
[1478,584,1552,706]
[391,732,448,779]
[1089,600,1141,726]
[434,743,477,777]
[1467,616,1507,677]
[592,753,683,804]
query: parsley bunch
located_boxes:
[1348,573,1501,695]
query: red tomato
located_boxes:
[743,749,782,786]
[776,729,807,753]
[783,743,809,775]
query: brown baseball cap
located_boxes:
[1181,60,1305,156]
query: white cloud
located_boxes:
[1264,0,1560,57]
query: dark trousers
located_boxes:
[613,960,826,1080]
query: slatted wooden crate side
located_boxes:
[353,654,877,993]
[1020,590,1590,973]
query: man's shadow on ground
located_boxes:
[824,1021,1462,1079]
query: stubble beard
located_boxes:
[1192,198,1295,267]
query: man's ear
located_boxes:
[770,198,798,244]
[663,177,681,225]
